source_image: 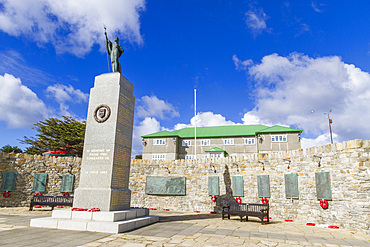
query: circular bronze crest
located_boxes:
[94,104,111,123]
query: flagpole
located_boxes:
[194,89,197,160]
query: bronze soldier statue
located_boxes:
[105,30,124,74]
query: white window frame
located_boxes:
[153,139,166,145]
[245,138,255,145]
[182,140,191,146]
[152,154,166,160]
[223,139,234,145]
[201,139,210,146]
[210,153,221,158]
[271,135,287,142]
[185,155,195,160]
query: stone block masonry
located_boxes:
[0,152,81,207]
[129,139,370,235]
[1,139,369,235]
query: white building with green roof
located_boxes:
[141,125,302,160]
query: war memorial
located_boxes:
[0,34,369,242]
[28,33,159,233]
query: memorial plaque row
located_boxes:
[0,172,74,193]
[206,172,332,200]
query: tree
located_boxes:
[21,116,86,157]
[24,145,43,155]
[135,154,142,159]
[0,145,23,153]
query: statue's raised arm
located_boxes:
[104,30,124,74]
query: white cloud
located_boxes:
[131,95,180,156]
[245,7,268,36]
[0,0,145,56]
[46,84,88,103]
[131,117,161,157]
[232,55,253,71]
[241,111,271,126]
[0,73,49,128]
[46,83,89,117]
[136,95,179,120]
[301,132,338,149]
[237,52,370,143]
[311,2,325,13]
[174,111,236,130]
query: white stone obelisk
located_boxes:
[73,72,135,211]
[31,73,158,233]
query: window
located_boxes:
[245,138,255,145]
[152,154,166,160]
[210,153,221,158]
[201,139,210,146]
[153,139,166,145]
[271,135,287,142]
[223,139,234,145]
[185,155,195,160]
[182,140,191,146]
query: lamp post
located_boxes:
[324,109,333,144]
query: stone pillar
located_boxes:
[73,72,135,211]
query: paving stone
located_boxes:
[232,230,251,237]
[286,234,308,242]
[214,229,233,236]
[121,243,147,247]
[250,231,269,238]
[153,231,178,238]
[260,240,279,246]
[267,233,287,240]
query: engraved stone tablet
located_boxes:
[257,175,270,198]
[285,173,299,199]
[32,173,47,192]
[208,176,219,196]
[73,73,135,211]
[145,176,186,195]
[232,176,244,197]
[0,171,17,191]
[315,172,332,200]
[60,174,74,192]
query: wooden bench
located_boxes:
[29,196,74,211]
[222,202,269,224]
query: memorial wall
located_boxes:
[0,153,81,207]
[0,139,369,234]
[129,139,369,235]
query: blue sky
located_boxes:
[0,1,370,156]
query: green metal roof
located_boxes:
[141,130,178,138]
[205,147,226,153]
[142,125,266,138]
[255,125,302,134]
[142,124,302,138]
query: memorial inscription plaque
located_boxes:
[232,176,244,197]
[0,171,17,191]
[145,176,186,195]
[32,173,47,192]
[208,176,219,196]
[257,175,270,198]
[284,173,299,199]
[315,171,332,200]
[60,174,74,193]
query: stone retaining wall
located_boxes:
[0,152,81,207]
[0,139,369,234]
[130,139,370,235]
